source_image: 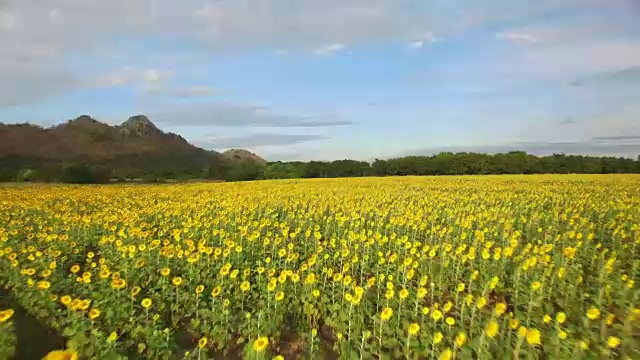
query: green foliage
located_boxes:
[287,152,640,178]
[0,317,16,359]
[263,162,305,179]
[224,159,265,181]
[60,163,100,184]
[1,151,638,184]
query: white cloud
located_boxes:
[0,11,16,31]
[47,8,62,23]
[0,0,633,106]
[195,133,328,149]
[410,41,423,49]
[144,69,162,82]
[87,67,174,89]
[144,85,217,97]
[148,102,352,127]
[423,32,436,42]
[496,32,540,44]
[314,43,346,55]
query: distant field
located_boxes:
[1,175,639,359]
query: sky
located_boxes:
[1,0,639,161]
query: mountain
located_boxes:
[223,149,267,165]
[0,115,263,182]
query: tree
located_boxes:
[264,163,304,179]
[60,163,99,184]
[224,159,265,182]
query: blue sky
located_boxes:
[1,0,639,161]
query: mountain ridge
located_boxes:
[0,114,267,182]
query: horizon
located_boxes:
[1,1,640,161]
[2,113,639,162]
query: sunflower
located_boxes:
[586,307,601,320]
[60,295,72,306]
[141,298,152,308]
[455,332,467,347]
[607,336,621,348]
[433,332,443,344]
[486,320,499,338]
[443,302,453,313]
[305,273,316,284]
[399,288,409,300]
[88,308,100,320]
[417,287,427,299]
[111,278,126,290]
[530,281,542,291]
[211,286,222,297]
[253,336,269,352]
[107,331,118,343]
[385,289,394,300]
[172,277,183,286]
[439,348,452,360]
[526,328,541,345]
[43,349,78,360]
[198,337,208,349]
[495,302,507,316]
[476,297,487,309]
[131,286,141,297]
[275,291,285,301]
[408,323,420,336]
[230,270,239,279]
[380,307,393,321]
[160,268,171,277]
[432,310,443,321]
[0,309,14,323]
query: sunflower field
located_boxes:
[0,175,639,360]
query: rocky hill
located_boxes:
[0,115,264,182]
[223,149,267,165]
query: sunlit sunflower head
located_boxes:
[455,332,467,347]
[198,337,208,349]
[88,308,100,320]
[0,309,15,323]
[141,298,152,309]
[253,336,269,352]
[380,307,393,321]
[486,320,499,338]
[43,349,78,360]
[408,323,420,336]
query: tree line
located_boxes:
[254,152,640,180]
[3,151,639,184]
